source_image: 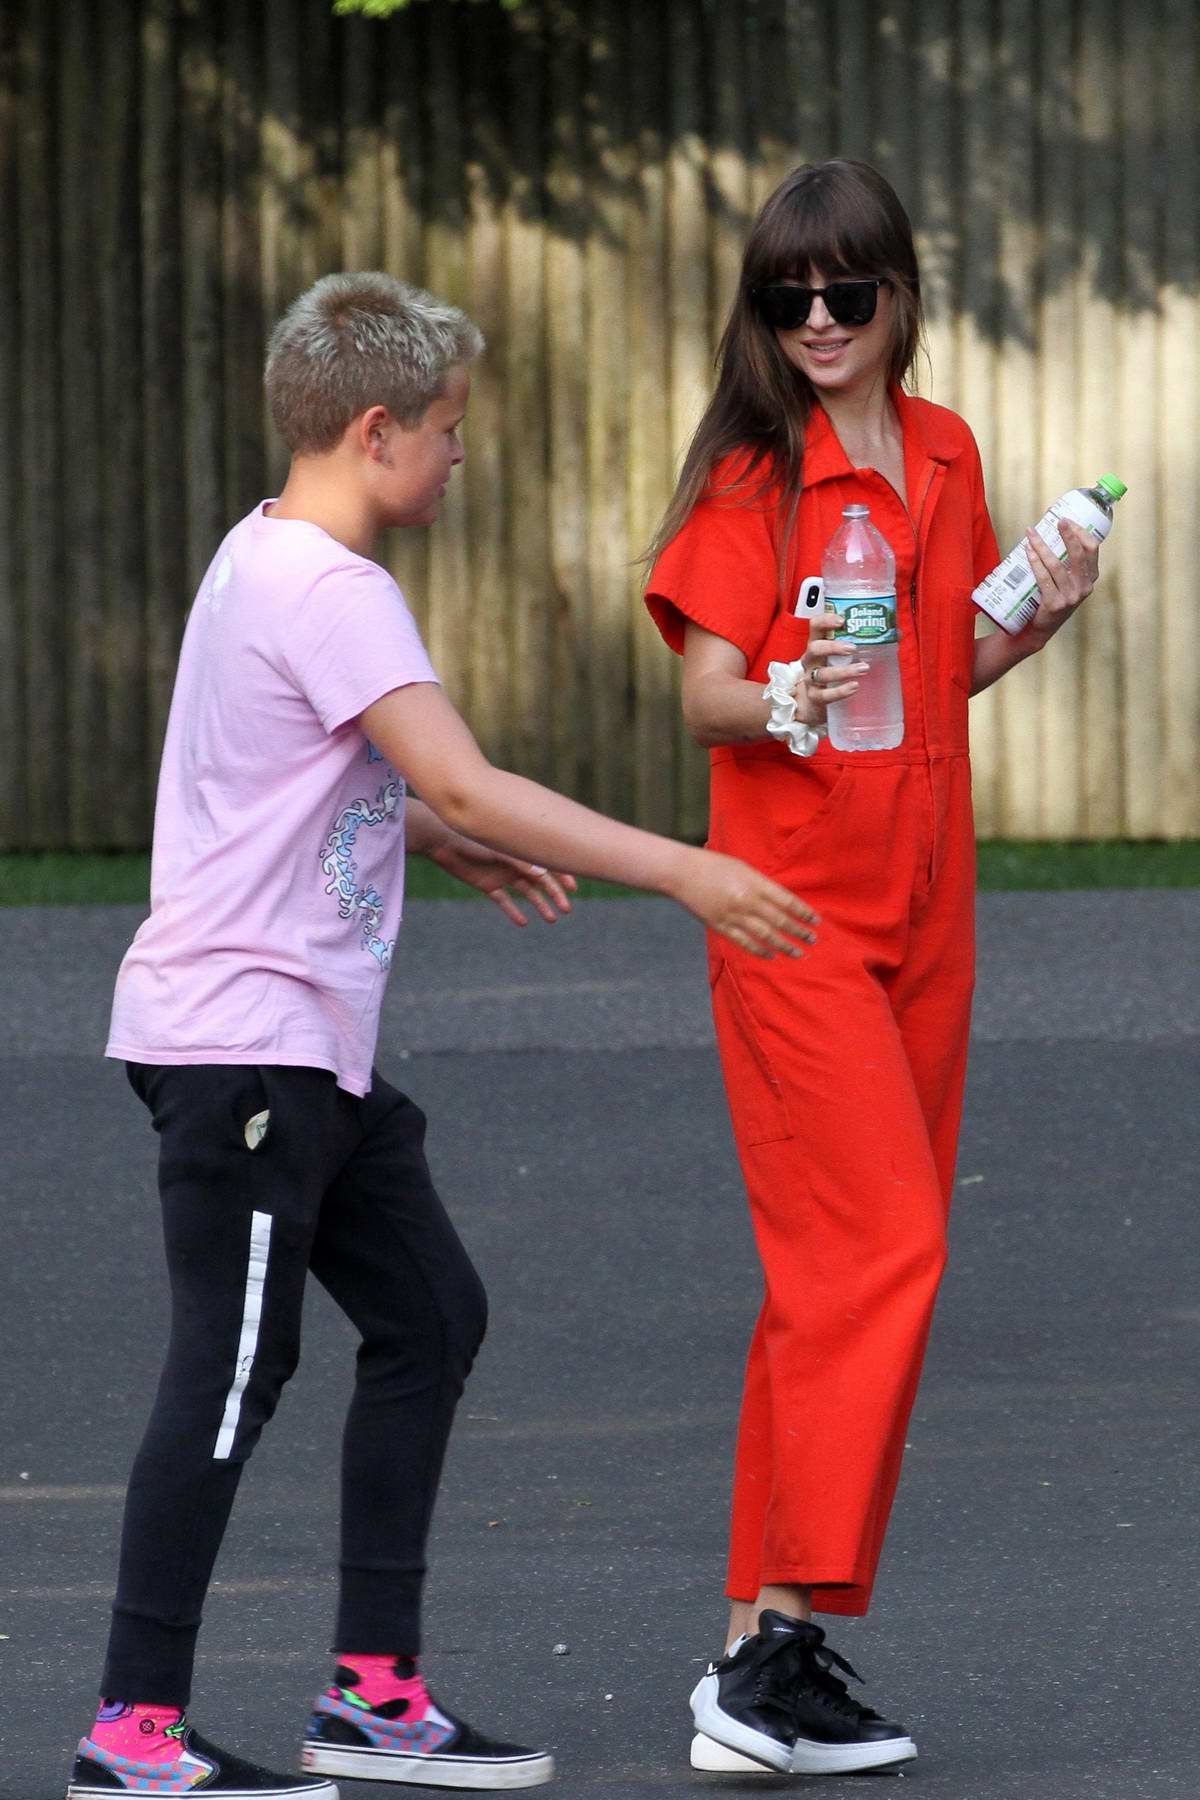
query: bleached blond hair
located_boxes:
[264,271,484,454]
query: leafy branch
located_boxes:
[333,0,525,16]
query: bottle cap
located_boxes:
[1097,474,1127,499]
[842,504,870,519]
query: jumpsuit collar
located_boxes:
[802,388,965,488]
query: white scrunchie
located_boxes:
[763,659,825,758]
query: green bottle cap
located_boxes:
[1097,474,1127,499]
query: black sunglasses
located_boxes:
[752,279,887,331]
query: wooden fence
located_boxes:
[1,0,1196,848]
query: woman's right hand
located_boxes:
[669,846,819,958]
[798,607,869,723]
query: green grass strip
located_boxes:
[1,841,1198,907]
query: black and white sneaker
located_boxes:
[689,1610,916,1776]
[689,1731,774,1772]
[67,1721,338,1797]
[302,1685,553,1790]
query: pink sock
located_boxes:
[91,1701,185,1765]
[333,1653,430,1720]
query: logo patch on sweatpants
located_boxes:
[244,1108,270,1151]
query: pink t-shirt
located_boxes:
[107,503,439,1096]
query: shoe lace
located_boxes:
[796,1641,883,1725]
[752,1632,879,1727]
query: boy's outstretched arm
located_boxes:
[360,684,818,959]
[404,795,576,926]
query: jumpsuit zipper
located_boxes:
[909,464,940,889]
[876,461,940,887]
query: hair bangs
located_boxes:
[751,189,864,287]
[752,168,915,290]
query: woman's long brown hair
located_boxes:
[645,160,925,588]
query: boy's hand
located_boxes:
[671,846,819,958]
[430,833,576,926]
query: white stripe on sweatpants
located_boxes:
[213,1210,273,1461]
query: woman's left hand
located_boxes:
[1023,519,1102,649]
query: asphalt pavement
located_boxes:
[2,893,1198,1800]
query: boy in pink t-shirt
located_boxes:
[69,273,818,1800]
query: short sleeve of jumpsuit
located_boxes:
[645,395,1000,1615]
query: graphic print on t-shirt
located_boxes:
[320,742,405,971]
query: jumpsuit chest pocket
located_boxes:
[936,584,977,749]
[758,610,811,678]
[943,584,977,693]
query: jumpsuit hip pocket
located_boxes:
[768,765,855,879]
[710,960,794,1148]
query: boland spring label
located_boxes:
[830,592,898,645]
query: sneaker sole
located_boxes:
[68,1784,339,1800]
[302,1741,554,1790]
[690,1732,776,1773]
[790,1734,917,1776]
[689,1673,790,1773]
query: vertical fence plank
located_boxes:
[305,0,343,278]
[584,0,633,818]
[378,13,430,629]
[0,4,26,847]
[98,0,148,848]
[62,0,109,845]
[182,0,226,609]
[1076,0,1123,836]
[1034,0,1082,837]
[834,0,873,163]
[992,0,1041,837]
[461,5,510,766]
[874,0,915,202]
[141,0,186,819]
[913,0,958,407]
[1116,3,1162,838]
[544,3,590,804]
[787,0,835,165]
[709,0,750,327]
[752,0,795,205]
[260,5,309,496]
[341,17,383,270]
[423,6,472,707]
[955,0,1000,836]
[668,0,712,840]
[221,0,265,521]
[504,5,553,786]
[627,0,677,835]
[18,1,66,847]
[1159,0,1200,839]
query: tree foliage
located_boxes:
[333,0,525,16]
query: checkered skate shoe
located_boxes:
[67,1718,338,1797]
[302,1670,553,1789]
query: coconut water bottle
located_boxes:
[973,475,1127,635]
[822,504,903,752]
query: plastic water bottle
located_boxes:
[973,474,1127,635]
[822,504,903,752]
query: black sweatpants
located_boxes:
[101,1063,487,1707]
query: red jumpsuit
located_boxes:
[646,393,1000,1616]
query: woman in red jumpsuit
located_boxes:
[645,160,1100,1778]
